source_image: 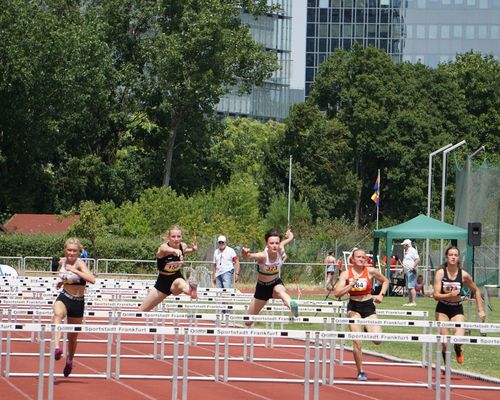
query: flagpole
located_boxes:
[376,169,380,230]
[287,155,292,228]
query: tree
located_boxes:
[91,0,279,188]
[440,52,500,163]
[0,0,118,213]
[266,102,357,221]
[308,45,470,224]
[66,201,109,258]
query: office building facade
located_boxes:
[217,0,301,120]
[305,0,500,96]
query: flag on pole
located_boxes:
[371,174,380,205]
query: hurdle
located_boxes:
[2,322,500,400]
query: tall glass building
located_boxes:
[305,0,405,96]
[217,0,301,120]
[305,0,500,96]
[403,0,500,66]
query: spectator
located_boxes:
[212,235,240,288]
[401,239,420,306]
[415,274,425,297]
[79,245,89,260]
[324,250,337,290]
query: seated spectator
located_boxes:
[415,274,425,297]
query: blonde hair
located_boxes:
[65,237,81,248]
[162,224,183,241]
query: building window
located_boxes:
[307,23,317,37]
[492,25,500,39]
[331,24,341,37]
[329,38,340,48]
[344,24,353,37]
[416,25,425,39]
[465,25,475,39]
[319,38,327,51]
[478,25,487,39]
[441,25,450,39]
[320,0,329,7]
[453,25,463,38]
[306,38,316,52]
[479,0,488,8]
[306,67,315,81]
[307,8,316,23]
[318,53,328,63]
[429,25,438,39]
[439,55,449,64]
[306,53,316,67]
[355,24,364,37]
[331,9,340,23]
[319,24,328,37]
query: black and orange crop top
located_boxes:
[347,266,372,297]
[157,244,184,273]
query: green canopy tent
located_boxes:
[372,214,471,279]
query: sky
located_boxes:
[290,0,306,89]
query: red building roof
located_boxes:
[1,214,79,234]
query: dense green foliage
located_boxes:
[0,0,278,214]
[308,44,499,224]
[1,3,499,253]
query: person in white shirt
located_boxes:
[401,239,420,306]
[212,235,240,288]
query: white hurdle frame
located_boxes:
[1,322,500,400]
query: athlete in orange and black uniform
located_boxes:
[333,248,389,381]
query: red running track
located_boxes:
[1,330,498,400]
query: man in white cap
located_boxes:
[212,235,240,288]
[401,239,420,306]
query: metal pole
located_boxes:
[182,331,189,400]
[440,140,466,261]
[466,146,486,277]
[304,332,310,400]
[287,155,292,227]
[171,328,179,400]
[425,143,452,284]
[375,169,380,230]
[435,335,442,400]
[37,328,46,400]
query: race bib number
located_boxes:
[263,264,279,274]
[164,261,182,273]
[443,282,461,293]
[350,278,368,291]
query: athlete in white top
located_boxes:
[241,228,298,326]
